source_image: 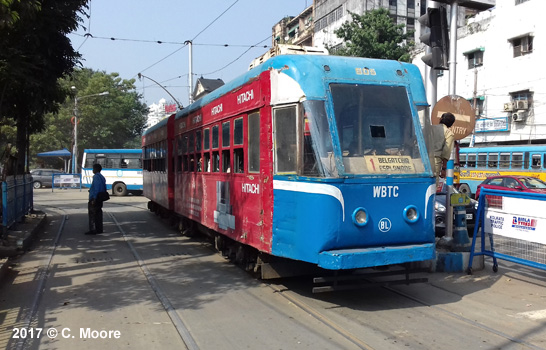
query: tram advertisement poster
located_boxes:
[364,155,416,173]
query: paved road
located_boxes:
[0,189,545,350]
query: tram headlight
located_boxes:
[403,205,419,223]
[352,207,368,227]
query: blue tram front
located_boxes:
[266,56,436,269]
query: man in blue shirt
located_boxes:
[85,163,107,235]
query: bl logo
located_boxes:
[378,218,392,232]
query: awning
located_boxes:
[37,148,71,158]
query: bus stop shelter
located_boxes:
[36,148,71,172]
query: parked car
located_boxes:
[30,168,63,189]
[435,188,478,237]
[475,175,546,199]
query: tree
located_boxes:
[0,0,88,174]
[331,8,414,62]
[30,69,148,169]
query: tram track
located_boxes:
[17,195,545,350]
[383,284,545,350]
[14,208,68,350]
[109,212,199,350]
[17,199,198,350]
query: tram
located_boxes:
[143,54,437,277]
[142,114,175,215]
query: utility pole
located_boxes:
[186,40,194,104]
[70,89,109,174]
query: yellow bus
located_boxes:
[457,145,546,198]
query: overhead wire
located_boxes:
[198,35,271,76]
[134,0,241,79]
[76,0,92,51]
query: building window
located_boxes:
[510,90,533,109]
[389,0,397,14]
[407,17,415,32]
[465,50,484,68]
[516,0,530,4]
[511,35,533,57]
[314,5,343,32]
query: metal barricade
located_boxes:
[468,187,546,273]
[1,175,34,231]
[52,173,82,192]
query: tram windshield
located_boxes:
[329,84,426,176]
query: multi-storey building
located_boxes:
[414,0,544,146]
[273,6,314,46]
[313,0,421,50]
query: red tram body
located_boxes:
[142,113,175,213]
[143,55,437,278]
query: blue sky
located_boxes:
[69,0,311,108]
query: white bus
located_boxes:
[82,149,143,196]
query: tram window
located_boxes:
[204,128,210,151]
[274,106,297,173]
[222,150,231,172]
[512,153,523,169]
[212,125,219,149]
[182,155,189,172]
[222,121,230,148]
[203,152,210,172]
[459,154,467,167]
[234,118,243,145]
[181,135,188,154]
[196,154,202,172]
[196,130,202,152]
[177,155,182,172]
[234,148,244,173]
[188,133,195,153]
[467,154,476,167]
[212,151,220,172]
[189,154,195,172]
[488,153,498,168]
[499,153,510,168]
[477,153,487,167]
[248,112,260,173]
[531,154,541,168]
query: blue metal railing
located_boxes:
[468,187,546,273]
[1,175,33,231]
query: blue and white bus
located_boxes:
[457,145,546,198]
[82,149,143,196]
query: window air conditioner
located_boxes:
[503,103,513,112]
[515,100,528,110]
[512,110,527,122]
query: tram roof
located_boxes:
[175,54,427,120]
[143,113,173,136]
[83,149,141,154]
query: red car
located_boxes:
[475,175,546,199]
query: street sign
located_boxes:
[451,193,471,206]
[431,95,476,140]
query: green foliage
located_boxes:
[30,69,148,168]
[331,8,414,62]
